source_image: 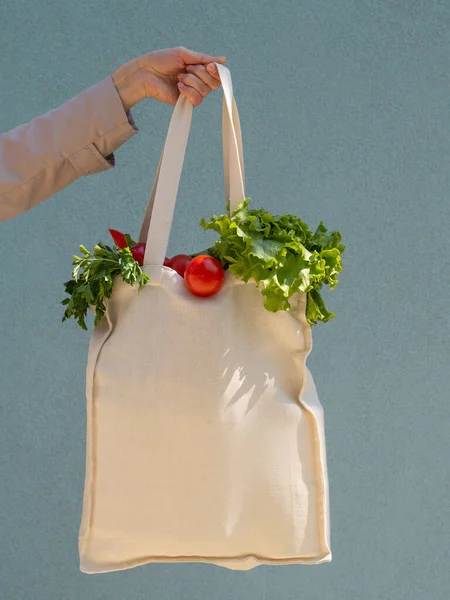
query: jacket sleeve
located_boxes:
[0,75,139,222]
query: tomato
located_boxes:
[164,256,173,268]
[184,255,225,297]
[130,242,146,266]
[108,228,128,248]
[167,254,192,278]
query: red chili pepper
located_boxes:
[109,229,129,249]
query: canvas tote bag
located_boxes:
[79,63,331,573]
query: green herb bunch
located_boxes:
[61,242,149,330]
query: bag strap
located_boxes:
[139,63,245,267]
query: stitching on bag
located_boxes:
[77,544,332,567]
[80,304,114,551]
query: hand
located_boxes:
[111,46,227,111]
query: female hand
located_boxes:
[112,46,227,110]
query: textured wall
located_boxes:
[1,1,449,598]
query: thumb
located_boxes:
[179,47,227,65]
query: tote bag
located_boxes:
[79,63,331,573]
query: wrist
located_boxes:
[113,71,143,112]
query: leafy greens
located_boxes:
[199,198,345,325]
[61,243,149,330]
[62,199,344,330]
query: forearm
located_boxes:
[0,75,139,223]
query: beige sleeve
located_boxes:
[0,75,139,222]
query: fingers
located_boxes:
[177,80,205,107]
[186,64,222,88]
[177,64,222,107]
[177,72,210,97]
[178,75,211,106]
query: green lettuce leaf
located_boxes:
[200,198,345,325]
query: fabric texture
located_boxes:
[79,63,332,573]
[0,75,138,222]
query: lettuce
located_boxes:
[199,198,345,325]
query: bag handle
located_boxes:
[139,63,246,267]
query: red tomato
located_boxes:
[184,255,225,297]
[130,242,146,266]
[168,254,192,278]
[163,256,173,268]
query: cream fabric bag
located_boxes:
[79,63,332,573]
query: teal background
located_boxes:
[1,0,449,598]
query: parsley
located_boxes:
[61,242,149,330]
